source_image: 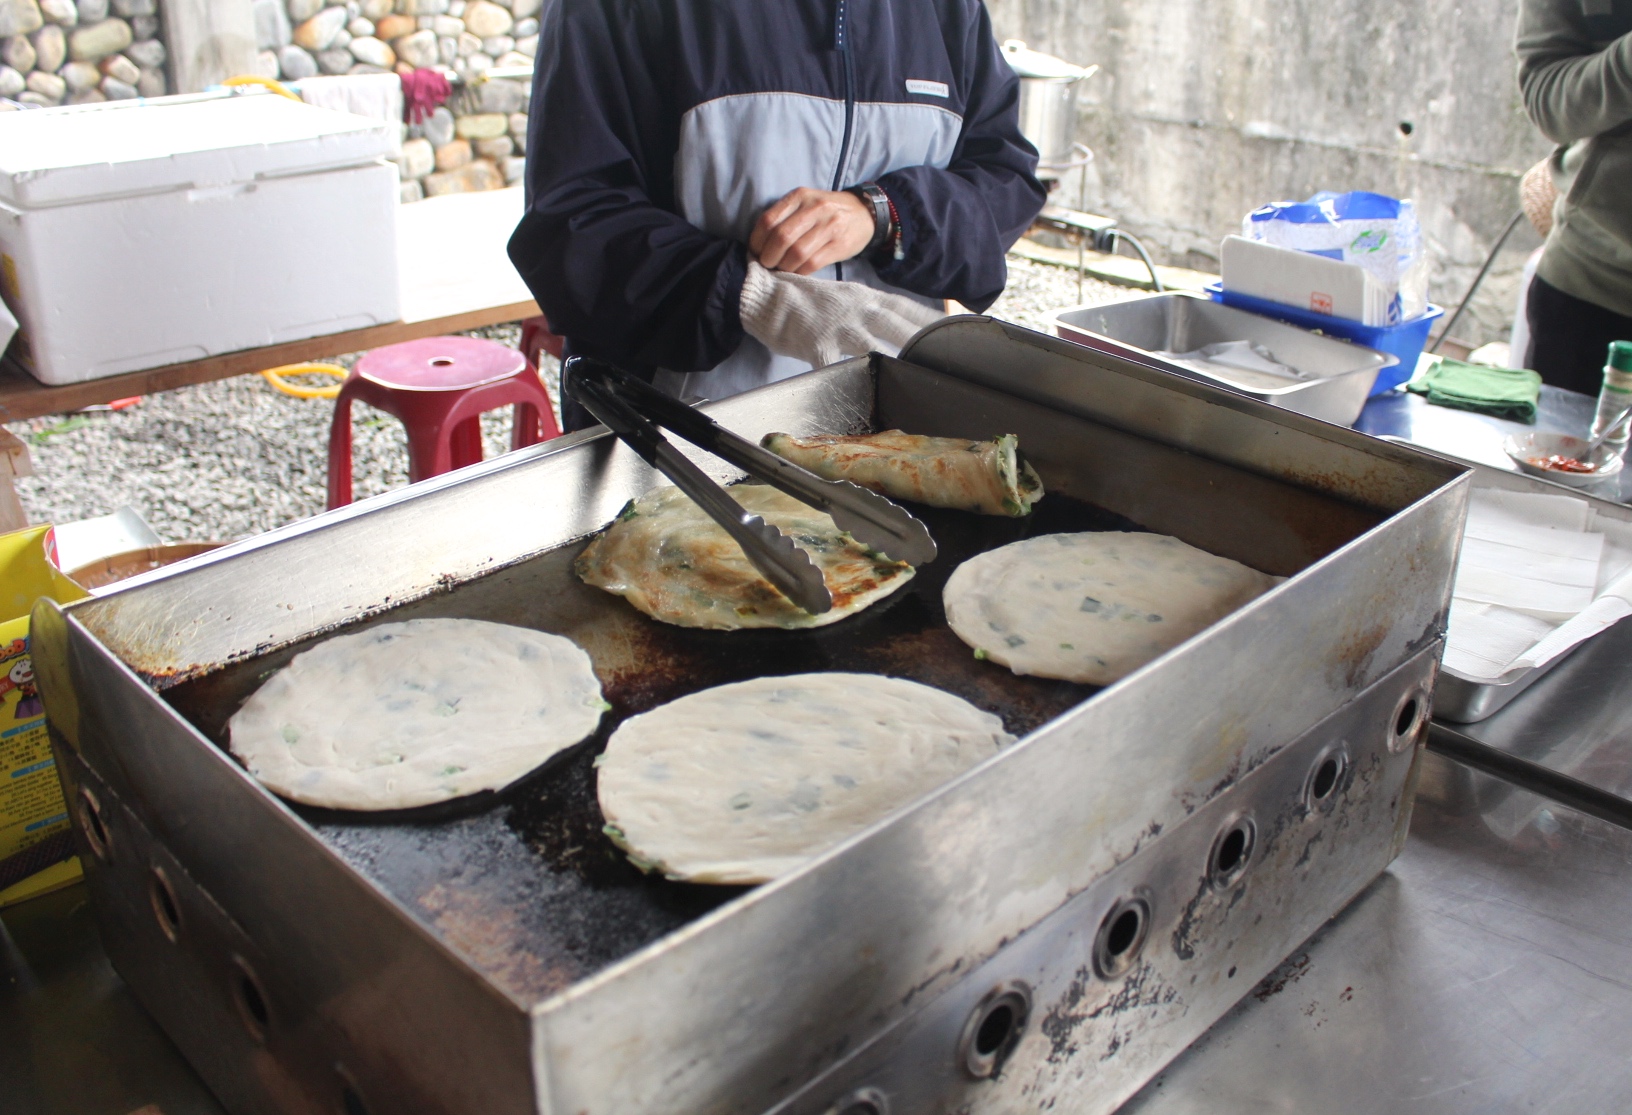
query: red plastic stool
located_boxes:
[519,314,565,366]
[326,335,562,509]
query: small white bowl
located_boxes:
[1503,431,1625,489]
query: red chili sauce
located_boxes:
[1528,454,1598,474]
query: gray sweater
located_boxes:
[1517,0,1632,316]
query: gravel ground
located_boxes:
[6,256,1123,544]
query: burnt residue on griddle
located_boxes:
[158,492,1141,1003]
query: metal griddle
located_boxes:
[33,319,1470,1115]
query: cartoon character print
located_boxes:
[0,654,41,720]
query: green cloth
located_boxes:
[1406,359,1543,422]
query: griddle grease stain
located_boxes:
[1039,959,1181,1065]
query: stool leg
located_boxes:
[404,413,457,483]
[326,393,355,509]
[450,416,484,469]
[512,403,537,451]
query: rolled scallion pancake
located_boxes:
[574,484,915,630]
[761,430,1044,516]
[228,618,607,810]
[944,532,1281,686]
[596,672,1015,884]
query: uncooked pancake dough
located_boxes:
[596,673,1015,884]
[762,430,1044,516]
[944,532,1281,686]
[575,484,915,630]
[228,618,607,810]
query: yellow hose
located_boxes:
[222,75,303,102]
[261,363,348,399]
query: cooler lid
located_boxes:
[0,93,396,208]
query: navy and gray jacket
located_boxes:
[507,0,1046,401]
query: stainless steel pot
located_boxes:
[1002,39,1097,169]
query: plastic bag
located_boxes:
[1243,191,1428,324]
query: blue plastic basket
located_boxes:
[1205,283,1443,396]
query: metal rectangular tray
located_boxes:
[1051,291,1395,426]
[1388,447,1632,724]
[34,318,1469,1115]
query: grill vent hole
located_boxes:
[1093,896,1151,979]
[828,1088,888,1115]
[76,788,110,862]
[1312,757,1340,800]
[148,867,182,943]
[1209,815,1257,889]
[957,985,1031,1079]
[1395,697,1419,738]
[234,958,271,1042]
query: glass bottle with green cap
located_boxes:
[1589,340,1632,451]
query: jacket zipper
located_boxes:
[832,0,855,279]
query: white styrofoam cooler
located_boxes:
[0,93,401,385]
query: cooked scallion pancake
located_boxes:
[228,618,606,810]
[596,672,1015,883]
[944,532,1281,686]
[574,484,915,630]
[761,430,1044,516]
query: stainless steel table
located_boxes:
[1356,384,1632,504]
[5,750,1629,1115]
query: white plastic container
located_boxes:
[0,93,401,385]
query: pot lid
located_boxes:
[1002,39,1092,81]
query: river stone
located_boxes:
[509,0,537,17]
[460,0,507,36]
[74,0,102,19]
[286,0,321,20]
[434,33,453,62]
[0,0,42,38]
[479,33,509,55]
[347,35,391,65]
[64,85,102,102]
[292,5,344,50]
[248,48,275,76]
[429,13,459,35]
[458,50,489,75]
[400,0,446,16]
[99,73,133,97]
[510,127,524,154]
[493,49,525,67]
[400,178,423,203]
[249,0,287,46]
[346,15,371,35]
[134,62,161,94]
[276,42,316,77]
[472,134,510,159]
[124,34,158,64]
[422,104,453,145]
[399,136,433,177]
[511,15,533,36]
[502,155,524,183]
[59,57,95,87]
[68,16,129,57]
[475,75,523,113]
[109,0,151,18]
[433,137,470,170]
[29,22,61,67]
[330,26,350,48]
[97,48,134,80]
[451,28,474,54]
[37,0,72,24]
[392,26,434,66]
[454,111,505,139]
[2,33,34,71]
[512,32,533,56]
[23,67,61,98]
[0,63,21,94]
[423,159,502,196]
[374,12,410,37]
[315,46,350,73]
[128,11,152,36]
[359,0,390,20]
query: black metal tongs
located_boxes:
[565,357,937,615]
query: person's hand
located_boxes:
[749,187,875,275]
[739,261,944,369]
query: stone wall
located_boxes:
[987,0,1556,345]
[251,0,534,200]
[0,0,168,105]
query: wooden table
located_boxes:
[0,188,541,424]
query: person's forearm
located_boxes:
[508,201,747,373]
[1517,1,1632,143]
